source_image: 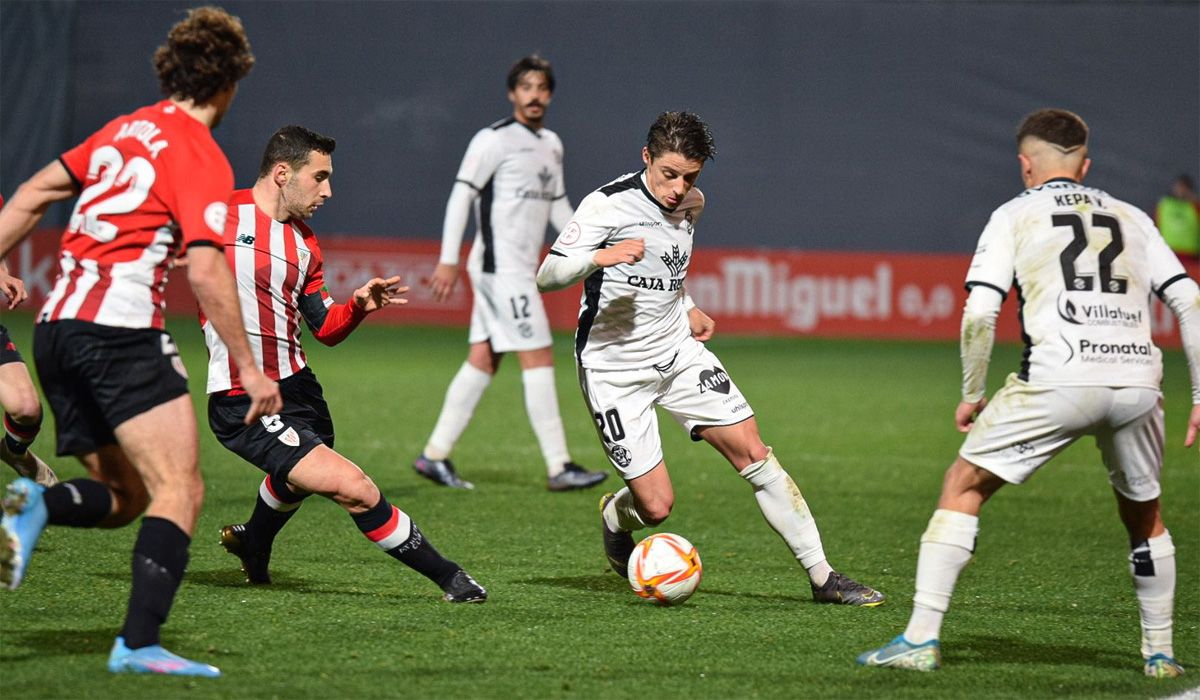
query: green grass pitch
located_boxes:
[0,311,1196,699]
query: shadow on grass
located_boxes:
[698,587,811,604]
[185,569,389,597]
[952,633,1132,670]
[0,627,114,660]
[519,575,811,605]
[519,573,628,593]
[95,569,385,598]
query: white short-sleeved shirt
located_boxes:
[455,118,566,276]
[548,170,703,370]
[966,178,1191,389]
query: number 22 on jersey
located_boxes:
[1054,212,1127,294]
[68,145,157,243]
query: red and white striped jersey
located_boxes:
[40,100,232,330]
[203,189,331,393]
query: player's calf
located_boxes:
[351,494,485,601]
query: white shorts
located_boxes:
[577,340,755,479]
[467,272,552,352]
[959,374,1164,501]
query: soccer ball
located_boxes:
[627,533,702,605]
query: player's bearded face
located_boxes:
[642,148,704,210]
[508,71,552,125]
[283,151,333,220]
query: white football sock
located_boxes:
[904,508,979,645]
[522,367,571,478]
[740,448,832,586]
[603,487,648,533]
[1130,530,1176,659]
[424,362,492,460]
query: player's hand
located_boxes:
[0,270,28,309]
[353,275,408,313]
[594,239,644,267]
[955,398,987,433]
[688,306,715,341]
[239,368,283,425]
[1186,404,1200,451]
[427,263,459,302]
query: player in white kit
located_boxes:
[537,111,885,606]
[859,109,1200,676]
[415,55,606,492]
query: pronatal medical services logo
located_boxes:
[660,244,689,278]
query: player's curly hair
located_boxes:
[153,6,254,104]
[646,111,716,162]
[507,54,555,92]
[1017,109,1088,150]
[257,125,336,179]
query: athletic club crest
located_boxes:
[278,427,301,447]
[660,245,689,277]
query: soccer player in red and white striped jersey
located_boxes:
[0,8,280,677]
[0,195,58,487]
[205,125,486,603]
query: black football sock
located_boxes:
[243,473,308,552]
[351,496,459,588]
[120,517,190,649]
[3,412,41,455]
[43,479,114,527]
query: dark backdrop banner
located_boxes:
[2,1,1197,253]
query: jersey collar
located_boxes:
[1043,177,1080,185]
[638,170,677,212]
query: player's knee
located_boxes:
[4,391,42,425]
[639,499,673,525]
[340,471,380,511]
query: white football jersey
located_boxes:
[549,170,703,370]
[966,178,1190,389]
[455,118,566,275]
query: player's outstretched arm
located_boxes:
[0,161,78,261]
[187,245,282,423]
[299,276,406,347]
[536,238,644,292]
[0,260,28,310]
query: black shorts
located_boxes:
[208,367,335,480]
[0,324,23,365]
[33,320,190,456]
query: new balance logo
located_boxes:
[236,234,255,245]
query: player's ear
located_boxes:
[272,162,290,188]
[1078,157,1092,182]
[1017,153,1034,187]
[642,146,651,167]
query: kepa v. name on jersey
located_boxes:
[548,170,703,370]
[203,190,330,393]
[966,177,1191,388]
[41,100,231,330]
[456,117,566,275]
